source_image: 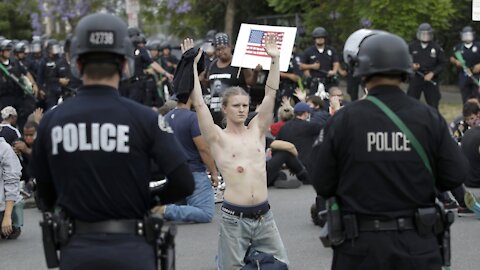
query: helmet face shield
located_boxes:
[417,30,433,42]
[461,31,474,43]
[31,43,41,53]
[201,41,214,54]
[50,44,61,55]
[343,29,377,67]
[344,30,412,78]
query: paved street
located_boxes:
[1,185,479,270]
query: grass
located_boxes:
[439,102,462,124]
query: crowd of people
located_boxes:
[0,12,479,270]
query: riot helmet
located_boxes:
[160,42,171,51]
[461,26,475,44]
[416,23,433,43]
[70,12,134,79]
[31,40,42,54]
[14,42,28,54]
[131,34,146,47]
[0,39,13,51]
[46,39,61,55]
[344,29,412,79]
[146,40,161,51]
[311,27,328,38]
[205,29,217,42]
[127,27,142,38]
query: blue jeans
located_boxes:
[0,200,24,227]
[164,171,214,223]
[217,209,289,270]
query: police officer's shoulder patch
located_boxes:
[88,31,115,48]
[158,115,173,133]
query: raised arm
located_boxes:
[252,34,280,132]
[185,38,222,144]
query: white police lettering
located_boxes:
[51,123,129,155]
[367,132,411,152]
[89,32,114,45]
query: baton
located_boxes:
[416,71,437,86]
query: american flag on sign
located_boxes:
[246,29,284,58]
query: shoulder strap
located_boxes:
[366,95,433,176]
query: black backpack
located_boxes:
[241,251,288,270]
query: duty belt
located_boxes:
[75,220,146,236]
[356,216,415,232]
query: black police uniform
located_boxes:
[0,58,35,130]
[37,54,68,109]
[344,62,362,101]
[461,126,480,188]
[311,85,467,269]
[119,46,153,104]
[407,40,446,109]
[301,45,339,91]
[30,85,194,269]
[452,42,480,102]
[280,53,301,98]
[26,53,42,81]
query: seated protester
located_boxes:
[0,136,23,240]
[275,102,323,184]
[306,95,330,126]
[266,140,306,188]
[151,95,217,223]
[461,116,480,218]
[0,106,21,145]
[327,86,349,115]
[452,99,480,142]
[270,100,294,137]
[13,121,38,197]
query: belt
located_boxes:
[75,220,145,235]
[357,217,415,232]
[221,203,270,220]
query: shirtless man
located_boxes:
[187,35,289,269]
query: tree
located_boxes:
[139,0,276,40]
[268,0,459,50]
[32,0,108,39]
[0,0,38,40]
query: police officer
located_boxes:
[26,39,43,81]
[450,26,480,103]
[56,35,82,102]
[300,27,339,93]
[407,23,447,110]
[311,29,467,269]
[13,41,39,91]
[0,39,36,130]
[119,31,173,105]
[37,39,69,109]
[30,13,194,269]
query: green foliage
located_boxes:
[358,0,457,40]
[139,0,276,40]
[0,0,38,40]
[268,0,459,49]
